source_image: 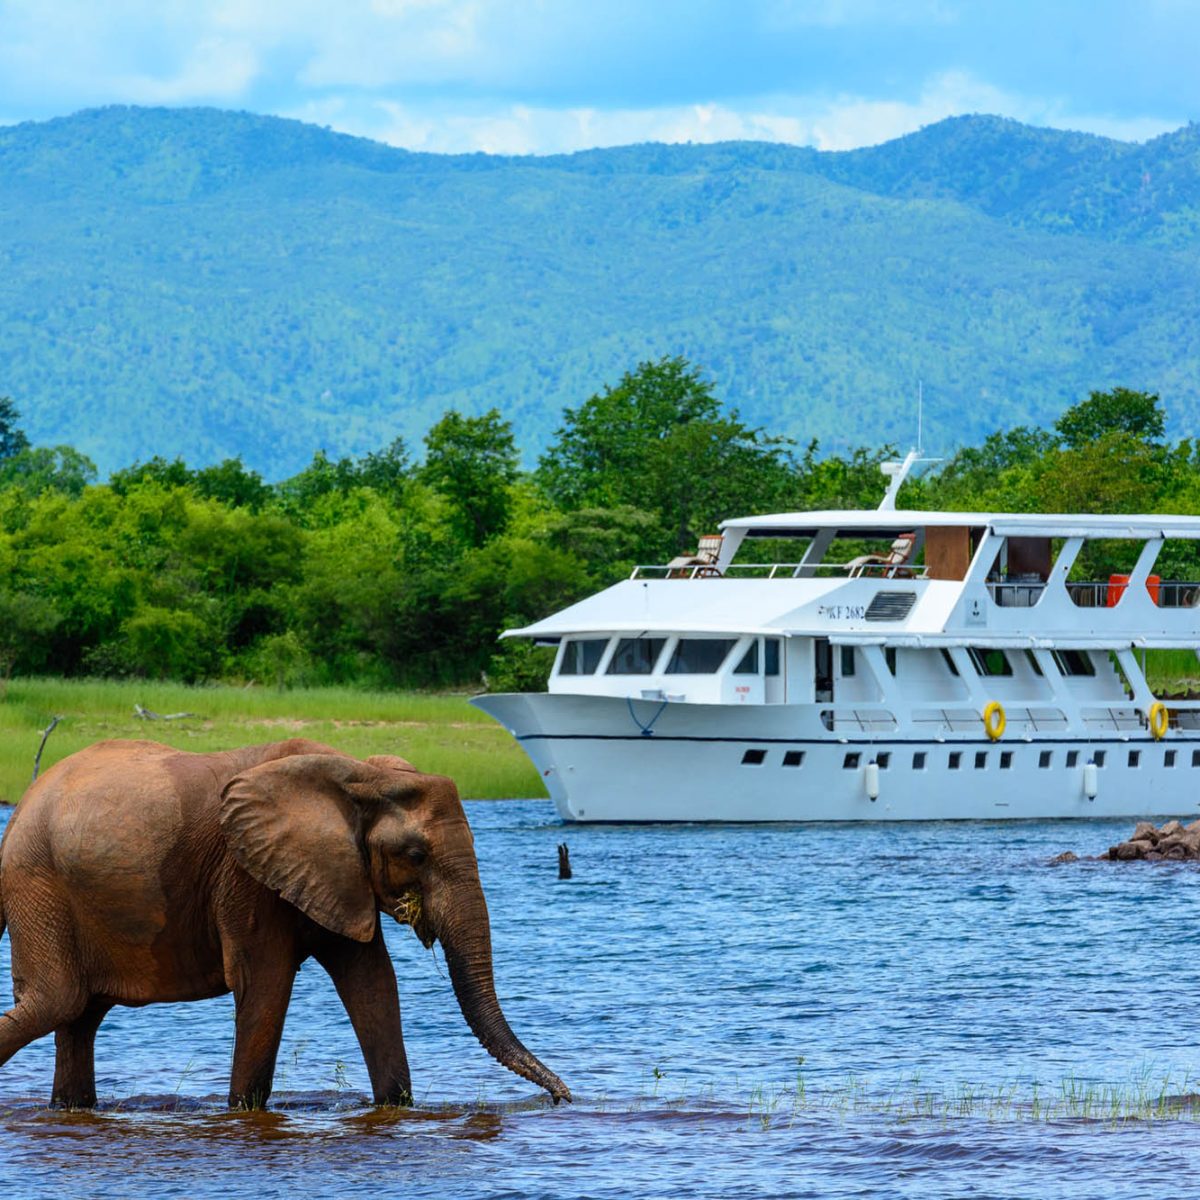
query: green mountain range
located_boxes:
[2,106,1199,478]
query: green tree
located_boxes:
[1054,387,1165,449]
[120,605,215,682]
[0,589,60,689]
[422,409,518,547]
[1030,432,1164,514]
[354,437,411,500]
[538,356,724,509]
[109,456,194,495]
[193,458,272,510]
[0,397,30,461]
[539,357,794,552]
[0,446,97,497]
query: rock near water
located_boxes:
[1102,819,1200,862]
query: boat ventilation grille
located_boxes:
[865,591,916,622]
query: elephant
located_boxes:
[0,737,569,1110]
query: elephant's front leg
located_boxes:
[228,958,297,1110]
[315,930,412,1106]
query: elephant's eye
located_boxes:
[405,846,428,867]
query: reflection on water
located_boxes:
[4,802,1200,1198]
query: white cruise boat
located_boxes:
[473,479,1200,822]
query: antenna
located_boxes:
[877,383,941,511]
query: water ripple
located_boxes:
[3,805,1198,1198]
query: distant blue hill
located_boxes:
[2,105,1198,477]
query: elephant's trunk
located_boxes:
[432,857,571,1104]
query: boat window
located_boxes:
[1066,750,1079,768]
[974,751,987,769]
[876,752,891,769]
[968,648,1012,677]
[606,637,666,675]
[843,752,861,769]
[912,751,926,770]
[666,638,736,674]
[1191,749,1200,768]
[1128,749,1140,768]
[1166,749,1177,768]
[733,641,759,675]
[1000,751,1013,769]
[1039,750,1052,769]
[558,638,609,675]
[1053,650,1095,677]
[765,638,781,676]
[1093,751,1106,768]
[840,646,856,676]
[783,750,805,767]
[741,749,766,766]
[948,751,962,769]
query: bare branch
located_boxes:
[32,715,63,782]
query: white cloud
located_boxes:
[292,70,1178,157]
[112,36,260,104]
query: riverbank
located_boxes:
[0,678,544,805]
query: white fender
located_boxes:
[865,760,880,801]
[1083,761,1098,801]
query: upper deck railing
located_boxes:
[629,562,932,581]
[629,563,1200,610]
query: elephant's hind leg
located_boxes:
[0,994,82,1075]
[51,1000,112,1109]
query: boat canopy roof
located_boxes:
[722,509,1200,539]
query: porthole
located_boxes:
[1038,750,1052,769]
[1192,749,1200,768]
[782,750,805,768]
[974,751,988,769]
[912,751,927,770]
[1128,749,1141,768]
[1165,749,1177,768]
[1066,750,1079,768]
[1000,751,1013,770]
[843,752,861,769]
[877,752,891,769]
[948,751,962,770]
[741,749,766,766]
[1094,751,1106,768]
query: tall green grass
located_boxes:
[0,678,545,805]
[1143,648,1200,692]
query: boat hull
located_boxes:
[471,693,1200,823]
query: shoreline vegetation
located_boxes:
[3,373,1198,701]
[0,678,545,806]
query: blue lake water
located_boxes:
[3,801,1200,1199]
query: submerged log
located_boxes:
[134,703,199,721]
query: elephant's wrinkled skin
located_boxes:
[0,738,569,1109]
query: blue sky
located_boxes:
[1,0,1197,153]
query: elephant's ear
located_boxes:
[365,754,420,773]
[220,754,379,943]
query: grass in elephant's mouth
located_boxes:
[0,676,545,805]
[390,891,423,929]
